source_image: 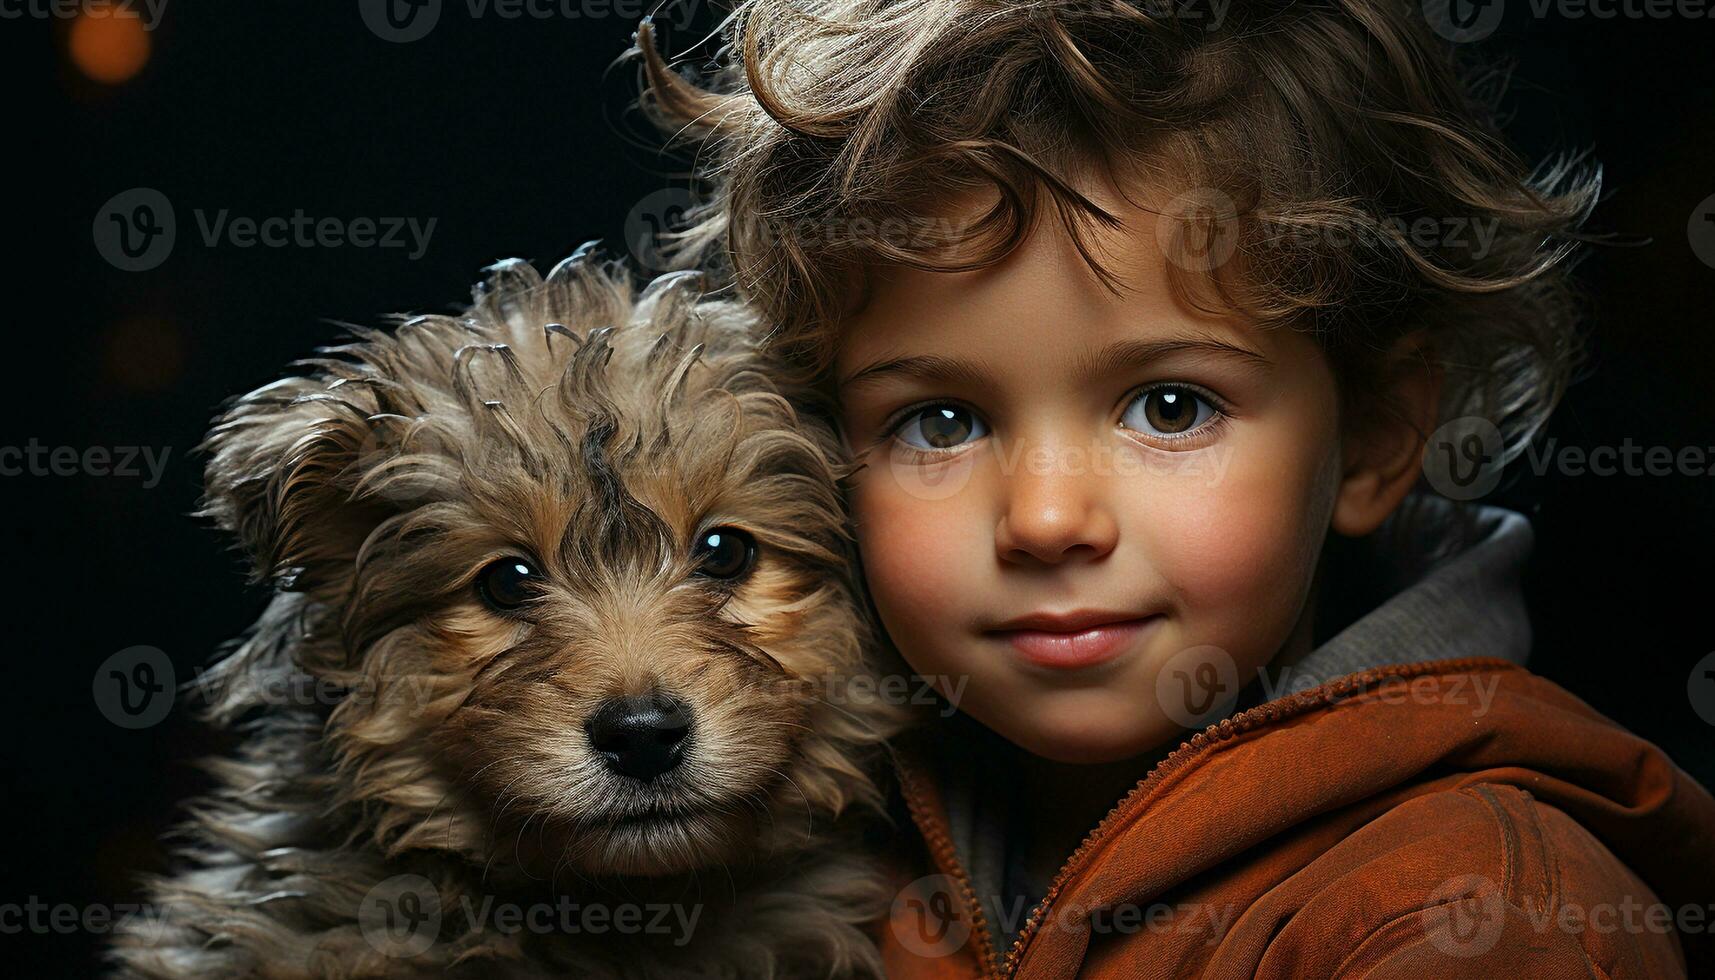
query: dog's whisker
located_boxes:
[799,690,882,734]
[478,770,537,885]
[418,757,497,853]
[512,809,543,882]
[751,763,816,843]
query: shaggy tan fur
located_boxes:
[110,249,911,979]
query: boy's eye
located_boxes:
[477,557,544,612]
[893,405,989,450]
[1120,386,1219,438]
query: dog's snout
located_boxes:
[585,693,693,782]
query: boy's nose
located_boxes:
[994,454,1120,565]
[584,692,693,782]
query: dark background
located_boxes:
[10,1,1714,972]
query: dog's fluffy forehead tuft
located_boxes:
[428,257,840,568]
[201,249,853,606]
[352,253,761,458]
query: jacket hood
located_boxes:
[1285,499,1534,689]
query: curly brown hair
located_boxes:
[629,0,1598,547]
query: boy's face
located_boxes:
[836,182,1347,764]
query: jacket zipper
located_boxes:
[893,745,1006,977]
[892,657,1520,979]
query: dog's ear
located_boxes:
[200,375,397,593]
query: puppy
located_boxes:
[112,249,910,979]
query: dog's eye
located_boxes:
[692,527,756,581]
[476,557,544,611]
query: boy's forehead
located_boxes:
[833,180,1269,388]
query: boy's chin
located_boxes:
[977,699,1185,766]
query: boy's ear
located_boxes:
[200,376,396,592]
[1331,330,1444,538]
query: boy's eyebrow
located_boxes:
[838,337,1272,393]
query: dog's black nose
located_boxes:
[585,693,692,782]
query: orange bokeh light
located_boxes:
[68,6,152,85]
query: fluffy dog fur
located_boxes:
[111,249,910,979]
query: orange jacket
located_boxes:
[877,659,1715,979]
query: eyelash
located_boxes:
[880,399,975,462]
[880,383,1233,462]
[1120,382,1234,447]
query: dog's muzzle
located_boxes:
[584,692,693,782]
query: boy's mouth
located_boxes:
[984,610,1163,671]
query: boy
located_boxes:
[634,2,1715,976]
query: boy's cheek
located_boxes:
[1151,478,1310,599]
[850,475,979,627]
[1139,441,1337,660]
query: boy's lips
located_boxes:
[984,610,1162,670]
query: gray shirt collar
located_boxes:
[1283,501,1534,691]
